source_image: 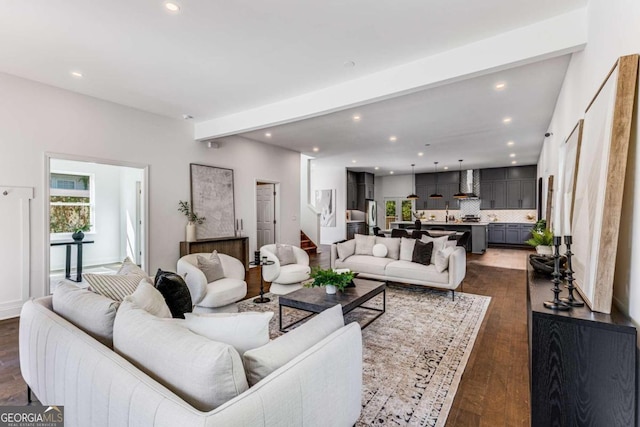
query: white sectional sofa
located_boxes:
[19,296,362,427]
[331,234,466,299]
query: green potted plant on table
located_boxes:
[526,226,554,256]
[71,221,91,241]
[305,267,355,295]
[178,201,206,242]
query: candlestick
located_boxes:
[543,236,571,311]
[560,235,584,307]
[563,193,572,236]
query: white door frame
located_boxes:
[254,179,280,252]
[44,152,149,296]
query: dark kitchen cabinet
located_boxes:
[520,180,536,209]
[487,223,506,243]
[347,171,374,211]
[346,222,367,239]
[346,171,358,210]
[480,165,536,210]
[519,224,533,243]
[488,223,534,246]
[480,180,507,209]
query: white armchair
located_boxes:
[177,253,247,313]
[260,244,311,295]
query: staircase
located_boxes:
[300,231,318,255]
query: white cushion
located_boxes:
[333,255,393,276]
[420,235,450,264]
[117,256,148,277]
[275,264,311,285]
[84,273,144,301]
[197,251,225,283]
[375,236,400,260]
[52,283,120,347]
[434,246,456,273]
[399,237,416,261]
[184,311,273,355]
[354,234,376,255]
[113,300,248,411]
[445,240,457,248]
[126,280,172,318]
[243,304,344,386]
[198,278,247,308]
[336,239,356,261]
[275,244,296,266]
[385,260,449,284]
[371,243,388,258]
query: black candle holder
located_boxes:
[543,235,571,311]
[250,258,275,304]
[560,235,584,307]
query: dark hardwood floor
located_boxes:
[0,246,530,426]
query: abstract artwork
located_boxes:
[190,164,235,239]
[316,189,336,227]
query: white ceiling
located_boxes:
[0,0,587,174]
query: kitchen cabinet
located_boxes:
[480,180,507,209]
[414,172,459,210]
[505,224,521,244]
[507,180,537,209]
[480,165,536,210]
[347,171,358,210]
[488,223,534,246]
[346,222,367,239]
[346,171,374,211]
[520,224,533,243]
[488,223,506,243]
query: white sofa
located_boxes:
[260,244,311,295]
[331,236,466,299]
[19,297,362,427]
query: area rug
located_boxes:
[238,285,491,427]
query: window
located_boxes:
[384,198,415,228]
[50,172,94,234]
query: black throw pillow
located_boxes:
[154,269,193,319]
[412,240,434,266]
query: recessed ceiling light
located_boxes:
[70,71,83,78]
[443,166,449,170]
[343,61,356,68]
[374,166,379,170]
[507,141,515,146]
[312,147,319,152]
[351,160,357,164]
[182,114,193,120]
[265,132,272,138]
[509,153,516,158]
[512,160,517,164]
[424,143,431,147]
[418,152,424,156]
[495,82,506,90]
[389,136,397,142]
[503,117,512,123]
[352,115,361,122]
[165,2,180,12]
[390,171,394,174]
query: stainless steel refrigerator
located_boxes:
[366,200,377,234]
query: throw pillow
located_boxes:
[435,246,456,273]
[52,282,120,347]
[275,244,296,266]
[412,240,434,265]
[399,237,416,261]
[117,257,148,277]
[354,234,376,255]
[197,251,225,283]
[372,243,388,258]
[126,280,172,318]
[420,235,450,264]
[243,304,344,386]
[375,236,400,260]
[154,269,193,319]
[85,273,144,301]
[336,239,356,261]
[184,311,274,355]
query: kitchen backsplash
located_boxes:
[415,197,536,223]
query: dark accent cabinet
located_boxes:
[527,266,637,427]
[346,171,358,210]
[480,165,536,210]
[346,222,367,239]
[347,171,374,211]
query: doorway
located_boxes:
[45,154,148,294]
[256,182,276,248]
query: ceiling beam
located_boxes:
[194,7,587,141]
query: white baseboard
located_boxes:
[0,299,24,320]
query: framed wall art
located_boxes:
[572,54,638,314]
[190,164,236,239]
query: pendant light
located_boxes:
[429,162,443,199]
[406,164,418,200]
[453,159,468,199]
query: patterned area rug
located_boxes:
[237,285,491,427]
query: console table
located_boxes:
[179,236,249,270]
[50,239,95,282]
[527,264,637,426]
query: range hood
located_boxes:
[460,170,480,199]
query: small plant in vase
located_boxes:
[178,201,206,242]
[71,222,91,241]
[305,267,355,294]
[526,227,554,256]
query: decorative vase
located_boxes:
[325,284,337,295]
[71,231,84,241]
[186,222,197,242]
[536,245,553,256]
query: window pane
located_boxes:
[51,173,90,190]
[50,205,91,233]
[50,196,90,204]
[401,200,412,221]
[385,200,396,216]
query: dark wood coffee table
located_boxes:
[278,278,386,332]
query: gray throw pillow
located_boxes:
[336,239,356,261]
[354,234,376,255]
[197,251,225,283]
[276,244,296,265]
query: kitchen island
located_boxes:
[389,221,488,254]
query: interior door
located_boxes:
[256,184,275,248]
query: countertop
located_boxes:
[390,221,490,226]
[346,220,366,223]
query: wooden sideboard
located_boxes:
[179,236,249,271]
[527,264,637,426]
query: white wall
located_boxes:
[119,166,144,262]
[310,161,346,244]
[300,155,321,246]
[0,72,300,299]
[537,0,640,325]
